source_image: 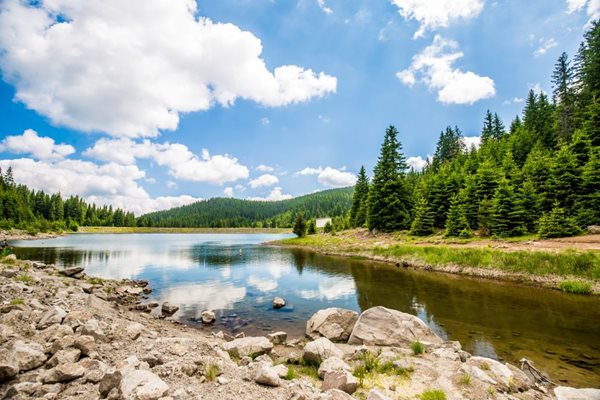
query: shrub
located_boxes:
[419,390,447,400]
[558,280,592,295]
[411,340,424,355]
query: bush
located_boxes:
[411,340,424,355]
[558,280,592,295]
[419,390,447,400]
[293,214,307,237]
[538,206,581,239]
[323,221,333,233]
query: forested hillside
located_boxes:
[0,167,135,233]
[347,21,600,239]
[137,187,353,228]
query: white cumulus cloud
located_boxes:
[397,35,495,105]
[256,164,274,172]
[0,0,337,137]
[249,174,279,189]
[296,166,356,187]
[463,135,482,149]
[407,156,429,170]
[566,0,600,25]
[248,187,293,201]
[84,138,248,185]
[0,129,74,160]
[391,0,484,38]
[223,187,234,197]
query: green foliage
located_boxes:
[410,197,435,236]
[323,221,333,233]
[558,280,592,295]
[419,390,447,400]
[204,364,220,382]
[292,214,307,237]
[307,219,317,235]
[459,372,472,385]
[284,365,296,381]
[350,166,369,228]
[444,196,470,237]
[15,274,34,285]
[538,205,581,238]
[411,340,424,355]
[10,298,24,305]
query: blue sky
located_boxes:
[0,0,597,214]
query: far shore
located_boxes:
[77,226,293,234]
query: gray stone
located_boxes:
[74,335,96,356]
[99,369,123,397]
[37,306,67,329]
[59,266,84,277]
[161,302,179,316]
[318,357,351,379]
[126,322,144,340]
[306,308,358,342]
[303,337,343,364]
[120,369,169,400]
[348,306,442,347]
[322,370,358,394]
[11,340,48,372]
[42,362,85,383]
[254,363,281,387]
[79,358,108,383]
[272,297,286,309]
[0,348,18,382]
[268,331,287,344]
[201,310,216,324]
[81,319,106,341]
[554,387,600,400]
[320,389,355,400]
[367,389,390,400]
[587,225,600,234]
[222,336,273,358]
[46,348,81,368]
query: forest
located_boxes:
[137,187,353,228]
[342,21,600,239]
[0,166,136,233]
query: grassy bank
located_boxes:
[275,231,600,294]
[78,226,292,234]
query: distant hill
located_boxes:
[137,187,354,228]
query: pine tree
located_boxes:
[552,52,575,139]
[350,166,369,228]
[410,197,435,236]
[579,148,600,225]
[481,110,495,144]
[459,177,479,229]
[367,125,412,232]
[476,160,499,201]
[582,97,600,146]
[518,179,541,233]
[307,219,317,235]
[492,113,505,140]
[445,196,470,237]
[490,179,524,237]
[549,143,581,210]
[538,204,581,238]
[293,213,307,237]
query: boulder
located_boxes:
[306,308,358,342]
[81,319,106,341]
[322,370,358,394]
[42,362,85,383]
[463,356,531,392]
[37,306,67,329]
[254,363,281,387]
[74,335,96,356]
[348,306,441,347]
[267,331,287,345]
[554,387,600,400]
[11,340,48,372]
[367,389,390,400]
[318,357,351,379]
[303,337,343,364]
[161,303,179,316]
[587,225,600,234]
[222,336,273,358]
[0,348,18,382]
[99,369,123,397]
[46,348,81,368]
[272,297,286,309]
[201,310,216,324]
[320,389,355,400]
[79,358,108,383]
[59,266,84,277]
[120,369,169,400]
[126,322,144,340]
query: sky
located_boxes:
[0,0,597,215]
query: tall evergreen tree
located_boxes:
[492,113,506,140]
[350,166,369,228]
[367,125,412,232]
[445,196,470,237]
[490,179,524,237]
[293,213,307,237]
[410,197,435,236]
[481,110,495,144]
[552,52,575,139]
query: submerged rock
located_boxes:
[59,266,84,277]
[201,310,216,324]
[161,302,179,316]
[348,306,442,347]
[272,297,286,309]
[306,307,358,342]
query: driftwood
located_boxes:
[520,358,556,386]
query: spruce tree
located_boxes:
[445,196,470,237]
[552,52,575,139]
[367,125,411,232]
[307,219,317,235]
[580,148,600,225]
[350,166,369,228]
[549,143,581,210]
[459,177,479,229]
[293,214,307,237]
[481,110,495,144]
[490,179,524,237]
[538,204,581,238]
[518,179,541,233]
[410,197,435,236]
[492,113,505,140]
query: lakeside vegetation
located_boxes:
[78,226,292,234]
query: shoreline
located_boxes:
[77,226,293,234]
[1,254,597,398]
[270,230,600,296]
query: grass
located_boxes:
[15,274,35,285]
[419,389,447,400]
[204,364,220,382]
[411,340,424,355]
[87,277,105,285]
[284,365,296,381]
[78,226,291,234]
[294,360,319,380]
[480,361,490,370]
[352,352,413,388]
[10,298,24,305]
[558,280,593,295]
[459,372,472,385]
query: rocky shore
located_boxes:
[1,254,598,400]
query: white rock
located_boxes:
[320,389,355,400]
[81,319,106,341]
[348,306,441,347]
[318,357,350,379]
[120,369,169,400]
[303,337,343,364]
[254,363,281,387]
[322,370,358,394]
[267,331,287,344]
[272,297,286,309]
[201,310,216,324]
[222,336,273,358]
[306,308,358,342]
[36,306,67,330]
[554,387,600,400]
[273,364,289,378]
[11,340,48,372]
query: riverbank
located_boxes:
[78,226,293,234]
[1,229,63,241]
[1,254,596,399]
[272,229,600,295]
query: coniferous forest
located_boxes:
[349,21,600,239]
[0,166,136,233]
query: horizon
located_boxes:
[0,0,596,215]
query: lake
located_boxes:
[10,233,600,387]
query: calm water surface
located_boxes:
[10,233,600,387]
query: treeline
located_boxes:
[0,167,136,233]
[137,187,353,228]
[348,21,600,239]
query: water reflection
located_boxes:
[10,234,600,387]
